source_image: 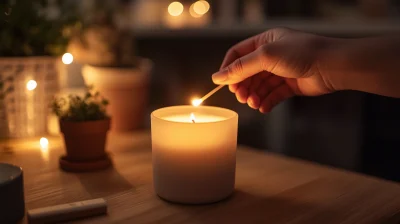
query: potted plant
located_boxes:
[0,0,80,138]
[51,87,111,172]
[68,0,153,132]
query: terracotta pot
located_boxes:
[82,58,152,132]
[59,119,110,162]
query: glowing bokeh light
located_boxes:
[62,53,74,65]
[168,1,184,16]
[193,1,209,15]
[189,3,202,18]
[26,80,37,91]
[200,1,210,11]
[40,137,49,149]
[189,1,210,18]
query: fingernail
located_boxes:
[212,69,228,83]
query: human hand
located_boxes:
[212,28,336,113]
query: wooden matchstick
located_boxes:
[27,198,107,224]
[200,85,225,102]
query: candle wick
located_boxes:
[191,119,195,123]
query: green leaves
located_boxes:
[51,86,109,122]
[0,0,80,57]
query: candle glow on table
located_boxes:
[39,137,49,150]
[39,137,49,162]
[151,105,238,204]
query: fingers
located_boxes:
[256,75,284,99]
[212,47,266,85]
[220,33,264,69]
[229,83,239,93]
[234,78,252,103]
[259,84,294,114]
[249,75,284,109]
[234,73,285,109]
[248,72,266,92]
[247,93,260,109]
[236,85,248,104]
[214,28,292,85]
[246,73,269,109]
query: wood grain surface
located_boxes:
[1,131,400,224]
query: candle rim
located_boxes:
[151,105,238,124]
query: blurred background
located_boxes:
[1,0,400,181]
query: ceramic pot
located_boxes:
[59,119,110,162]
[82,58,152,132]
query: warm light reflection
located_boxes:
[190,113,196,123]
[192,98,203,107]
[40,137,49,149]
[39,137,49,162]
[26,80,37,91]
[168,1,184,16]
[193,1,209,15]
[189,3,202,18]
[201,1,210,11]
[62,53,73,65]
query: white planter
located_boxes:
[82,58,152,132]
[0,57,59,138]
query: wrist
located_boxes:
[317,37,351,92]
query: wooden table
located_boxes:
[1,132,400,224]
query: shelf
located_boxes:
[132,20,400,38]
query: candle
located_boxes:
[151,105,238,204]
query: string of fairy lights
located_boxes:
[25,53,73,92]
[24,53,73,152]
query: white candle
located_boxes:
[151,105,238,204]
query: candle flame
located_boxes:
[190,113,196,123]
[192,98,203,107]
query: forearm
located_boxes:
[321,34,400,98]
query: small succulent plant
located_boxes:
[51,86,109,122]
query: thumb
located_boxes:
[212,46,271,85]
